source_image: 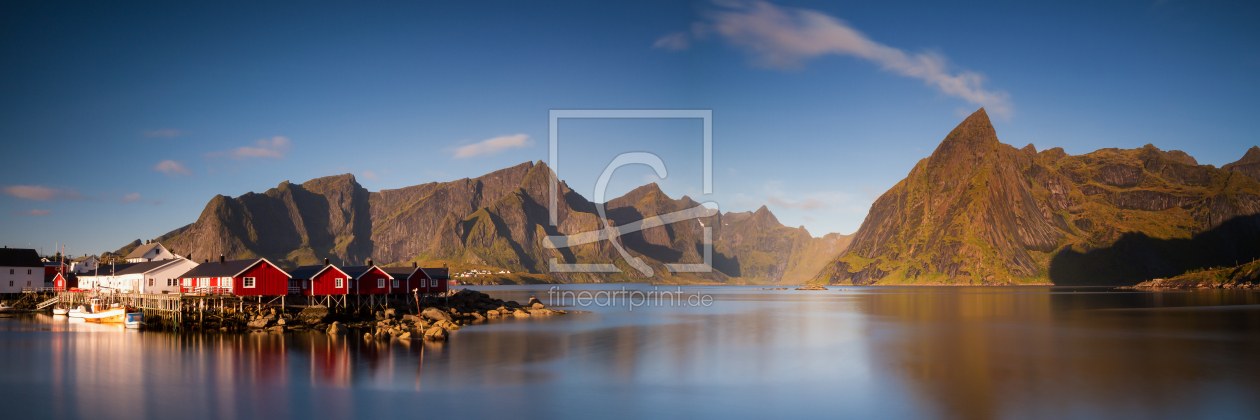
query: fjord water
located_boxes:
[2,286,1259,420]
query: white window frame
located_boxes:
[377,278,385,288]
[244,277,256,288]
[432,279,438,287]
[392,279,399,288]
[335,278,343,288]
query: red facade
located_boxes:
[233,261,289,296]
[352,267,393,295]
[52,273,66,291]
[408,269,448,294]
[306,266,350,296]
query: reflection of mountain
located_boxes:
[141,162,849,284]
[860,289,1260,420]
[818,108,1260,285]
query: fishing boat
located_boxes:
[0,302,17,313]
[68,299,132,324]
[52,306,69,315]
[124,312,144,329]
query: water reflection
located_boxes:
[1,287,1258,419]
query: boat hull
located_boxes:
[82,308,127,323]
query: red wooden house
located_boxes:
[383,264,449,294]
[175,256,290,296]
[342,260,393,295]
[288,260,351,296]
[49,272,78,291]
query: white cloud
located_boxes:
[362,171,379,180]
[2,185,86,201]
[143,129,184,138]
[153,160,192,177]
[451,134,533,159]
[653,32,691,51]
[122,193,142,203]
[206,136,292,160]
[12,209,51,216]
[665,1,1012,119]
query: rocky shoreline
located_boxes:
[239,289,566,341]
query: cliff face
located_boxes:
[1223,146,1260,182]
[817,108,1260,285]
[145,161,847,283]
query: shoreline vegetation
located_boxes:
[1126,259,1260,290]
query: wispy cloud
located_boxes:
[2,185,87,201]
[143,129,184,138]
[766,196,828,210]
[153,160,192,177]
[122,193,142,203]
[451,134,533,159]
[206,136,292,160]
[12,209,51,216]
[361,170,379,180]
[653,32,691,51]
[662,1,1012,119]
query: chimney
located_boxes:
[367,259,374,266]
[412,262,417,268]
[219,255,225,264]
[204,259,209,263]
[187,253,192,260]
[324,258,330,267]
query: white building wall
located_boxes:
[141,259,198,294]
[0,266,46,293]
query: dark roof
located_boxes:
[0,248,43,267]
[342,265,390,279]
[289,264,348,280]
[44,273,62,282]
[80,262,140,276]
[124,243,163,259]
[110,259,181,276]
[419,267,449,279]
[382,266,418,277]
[176,258,273,279]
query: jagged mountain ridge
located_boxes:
[816,108,1260,285]
[146,161,848,284]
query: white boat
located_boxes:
[124,312,144,329]
[68,299,133,324]
[0,302,17,313]
[52,306,69,315]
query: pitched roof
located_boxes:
[419,267,449,279]
[124,242,164,259]
[341,265,391,280]
[382,266,418,278]
[79,262,141,276]
[0,248,43,267]
[176,258,287,279]
[289,264,348,280]
[110,259,183,276]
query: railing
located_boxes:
[21,287,56,293]
[191,286,233,295]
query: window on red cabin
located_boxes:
[432,279,438,287]
[377,278,384,288]
[244,277,255,288]
[335,278,343,288]
[392,279,399,288]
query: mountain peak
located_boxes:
[1236,146,1260,165]
[929,108,998,162]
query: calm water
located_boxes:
[2,285,1259,420]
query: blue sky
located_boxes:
[2,0,1258,256]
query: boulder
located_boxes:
[374,311,385,321]
[298,306,331,324]
[471,312,486,322]
[363,332,373,341]
[531,302,545,310]
[402,314,422,324]
[383,308,397,319]
[513,309,531,317]
[486,309,501,318]
[528,297,541,306]
[247,318,271,329]
[267,325,286,333]
[327,322,348,335]
[424,326,447,341]
[421,307,453,322]
[277,318,287,326]
[398,331,411,340]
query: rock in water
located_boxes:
[247,318,270,329]
[421,307,452,322]
[795,285,828,291]
[424,326,447,341]
[327,322,348,335]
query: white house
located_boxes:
[77,262,138,291]
[111,258,199,294]
[0,247,46,293]
[124,241,175,263]
[71,255,99,274]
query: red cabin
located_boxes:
[49,272,77,291]
[382,266,449,294]
[288,263,351,296]
[176,257,290,296]
[342,264,393,295]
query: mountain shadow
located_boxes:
[1049,214,1260,285]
